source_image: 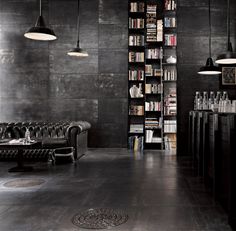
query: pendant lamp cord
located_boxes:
[227,0,231,51]
[77,0,80,47]
[39,0,42,16]
[208,0,212,57]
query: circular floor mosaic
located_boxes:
[72,208,129,229]
[3,178,45,188]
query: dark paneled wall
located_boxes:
[0,0,128,147]
[177,0,236,155]
[0,0,235,151]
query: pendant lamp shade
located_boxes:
[67,46,88,57]
[198,58,222,75]
[67,0,88,57]
[24,0,57,41]
[216,0,236,64]
[198,0,221,75]
[215,44,236,64]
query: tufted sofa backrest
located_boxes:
[0,122,71,139]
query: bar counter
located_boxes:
[189,110,236,231]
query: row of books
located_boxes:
[164,17,176,28]
[145,117,162,129]
[145,101,161,111]
[145,65,162,76]
[163,68,177,81]
[129,69,145,80]
[165,0,176,11]
[146,48,163,59]
[145,83,162,94]
[146,4,157,14]
[164,120,177,133]
[129,18,144,29]
[164,89,176,115]
[129,124,144,133]
[129,52,145,62]
[130,2,145,12]
[129,35,145,46]
[128,136,144,151]
[164,134,176,150]
[157,20,163,42]
[146,4,157,42]
[129,105,144,115]
[164,34,177,46]
[164,105,176,116]
[145,130,162,143]
[146,20,163,42]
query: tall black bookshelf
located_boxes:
[128,0,177,152]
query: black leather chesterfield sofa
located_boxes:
[0,121,91,161]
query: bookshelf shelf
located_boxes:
[129,115,144,117]
[128,0,177,152]
[129,132,144,134]
[162,63,176,66]
[162,80,176,83]
[129,97,144,99]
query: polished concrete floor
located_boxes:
[0,149,232,231]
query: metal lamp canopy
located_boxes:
[215,0,236,64]
[67,0,88,57]
[24,0,56,41]
[67,42,88,57]
[198,0,221,75]
[198,57,222,75]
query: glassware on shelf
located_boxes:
[193,90,234,113]
[209,91,215,111]
[202,91,209,110]
[194,91,200,110]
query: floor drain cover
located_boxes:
[72,208,128,229]
[3,179,45,188]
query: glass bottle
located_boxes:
[197,95,203,110]
[202,91,209,110]
[194,91,200,110]
[222,91,229,112]
[209,91,215,111]
[25,128,30,143]
[214,91,221,112]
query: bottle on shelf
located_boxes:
[197,93,203,110]
[25,128,30,143]
[202,91,209,110]
[194,91,200,110]
[209,91,215,111]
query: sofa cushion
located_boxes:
[42,138,68,149]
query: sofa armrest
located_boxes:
[66,121,91,159]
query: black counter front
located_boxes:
[189,111,236,230]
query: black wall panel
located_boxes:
[0,0,128,148]
[177,0,236,155]
[0,0,235,150]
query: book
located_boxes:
[130,2,145,12]
[129,105,144,115]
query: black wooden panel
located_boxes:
[0,98,50,121]
[99,49,127,73]
[49,74,99,99]
[98,98,128,124]
[99,24,128,49]
[49,49,98,74]
[47,99,99,124]
[98,74,127,98]
[98,0,128,25]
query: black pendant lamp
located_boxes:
[67,0,88,57]
[198,0,221,75]
[216,0,236,64]
[24,0,57,41]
